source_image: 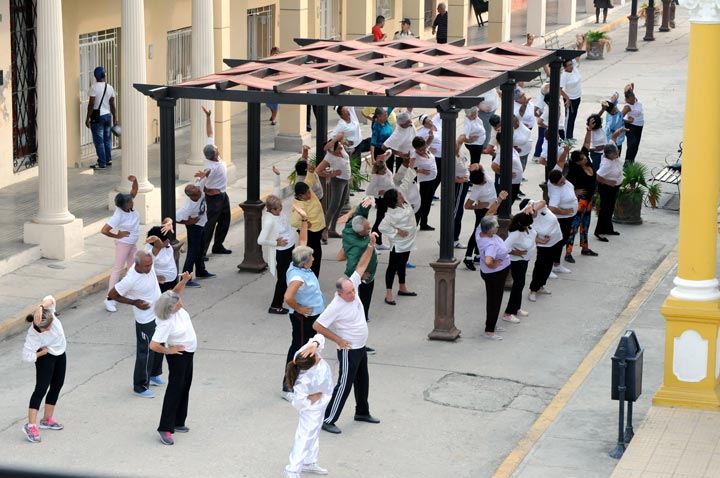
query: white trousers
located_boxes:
[286,406,324,473]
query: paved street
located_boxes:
[0,4,692,478]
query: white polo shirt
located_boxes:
[316,272,368,349]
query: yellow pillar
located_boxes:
[345,0,374,40]
[402,0,425,39]
[653,9,720,410]
[487,0,511,43]
[276,0,311,152]
[447,0,469,44]
[214,0,233,178]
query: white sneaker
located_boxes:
[502,314,521,323]
[104,299,117,313]
[531,156,540,163]
[538,287,552,295]
[528,292,537,302]
[495,326,507,332]
[281,391,294,402]
[552,265,572,274]
[302,463,329,475]
[516,309,529,317]
[375,244,390,251]
[284,471,302,478]
[453,240,465,249]
[483,332,503,341]
[548,271,558,279]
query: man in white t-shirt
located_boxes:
[197,107,232,257]
[109,250,164,398]
[176,183,213,287]
[314,233,380,434]
[85,66,118,170]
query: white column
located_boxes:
[112,0,159,224]
[557,0,577,25]
[23,0,84,259]
[181,0,215,180]
[527,0,547,37]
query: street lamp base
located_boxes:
[428,259,462,341]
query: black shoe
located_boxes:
[581,249,599,256]
[354,414,381,424]
[608,231,621,236]
[268,306,289,315]
[517,189,526,197]
[202,256,210,262]
[322,422,342,434]
[564,254,575,264]
[463,258,476,271]
[594,234,609,242]
[212,247,232,254]
[196,272,216,279]
[90,163,106,170]
[174,426,190,433]
[420,225,435,231]
[365,347,376,355]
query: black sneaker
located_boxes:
[90,163,106,170]
[158,431,174,445]
[463,258,476,271]
[268,306,289,315]
[581,249,599,256]
[366,347,376,355]
[420,225,435,231]
[565,254,576,263]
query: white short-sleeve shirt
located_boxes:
[89,82,116,116]
[493,147,524,185]
[560,60,582,100]
[411,151,437,183]
[114,265,162,324]
[323,149,351,181]
[143,243,177,283]
[176,194,207,228]
[467,181,497,205]
[464,116,486,146]
[107,208,140,245]
[203,138,228,192]
[152,308,197,353]
[383,125,416,155]
[548,179,579,218]
[315,272,369,349]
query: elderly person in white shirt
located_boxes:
[594,143,624,240]
[258,165,298,315]
[366,151,395,250]
[478,88,499,149]
[176,183,211,288]
[317,133,352,241]
[560,59,582,139]
[144,220,180,292]
[547,166,578,275]
[523,199,563,302]
[491,131,524,202]
[462,106,487,164]
[382,111,416,168]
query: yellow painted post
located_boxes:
[653,10,720,409]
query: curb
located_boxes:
[0,183,291,342]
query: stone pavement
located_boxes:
[0,4,703,478]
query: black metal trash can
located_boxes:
[611,330,644,402]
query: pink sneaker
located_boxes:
[516,309,529,317]
[23,423,41,443]
[39,417,64,430]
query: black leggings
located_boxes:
[465,144,484,164]
[271,247,294,308]
[416,180,435,227]
[30,352,66,410]
[556,217,574,263]
[372,197,388,245]
[306,229,324,278]
[480,266,510,333]
[385,249,411,290]
[158,351,194,433]
[530,242,563,292]
[283,312,319,391]
[505,260,529,315]
[465,208,488,257]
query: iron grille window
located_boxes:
[376,0,394,19]
[425,0,435,28]
[247,6,274,60]
[10,0,38,173]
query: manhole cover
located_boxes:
[424,373,523,412]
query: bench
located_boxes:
[647,147,682,210]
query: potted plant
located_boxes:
[584,30,612,60]
[613,162,662,224]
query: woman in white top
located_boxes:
[329,106,362,155]
[379,166,420,305]
[101,175,140,313]
[560,59,582,139]
[284,334,334,478]
[411,135,438,230]
[547,167,578,275]
[150,272,197,446]
[22,295,67,444]
[491,131,524,202]
[523,198,563,302]
[418,114,443,195]
[478,88,499,148]
[317,133,352,241]
[503,210,537,322]
[366,151,395,250]
[462,164,497,270]
[585,113,607,170]
[462,106,487,164]
[258,165,299,315]
[145,220,179,292]
[594,142,624,239]
[622,86,644,163]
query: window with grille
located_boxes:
[167,27,192,128]
[247,6,275,60]
[10,0,38,174]
[376,0,394,19]
[425,0,435,28]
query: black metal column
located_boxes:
[429,107,461,342]
[237,101,268,272]
[158,97,177,231]
[546,60,562,178]
[499,81,515,219]
[315,104,328,161]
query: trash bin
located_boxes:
[611,330,644,402]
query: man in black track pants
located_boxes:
[313,231,380,434]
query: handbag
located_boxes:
[90,83,108,124]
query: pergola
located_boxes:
[135,37,581,341]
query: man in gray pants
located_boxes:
[109,250,165,398]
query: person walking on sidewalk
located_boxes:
[176,182,213,288]
[315,230,379,434]
[432,2,448,44]
[258,165,298,315]
[108,250,165,398]
[283,334,334,478]
[283,212,326,400]
[85,66,118,170]
[149,272,196,446]
[197,106,232,257]
[21,296,67,444]
[101,175,140,313]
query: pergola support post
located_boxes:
[546,59,562,177]
[429,107,461,342]
[498,80,515,224]
[237,101,268,273]
[158,98,178,230]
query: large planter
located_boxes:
[587,41,605,60]
[613,191,644,224]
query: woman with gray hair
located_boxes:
[149,271,195,446]
[258,165,298,315]
[282,211,326,400]
[594,141,624,240]
[462,107,487,164]
[475,191,510,340]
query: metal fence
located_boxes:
[247,5,274,60]
[167,27,192,128]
